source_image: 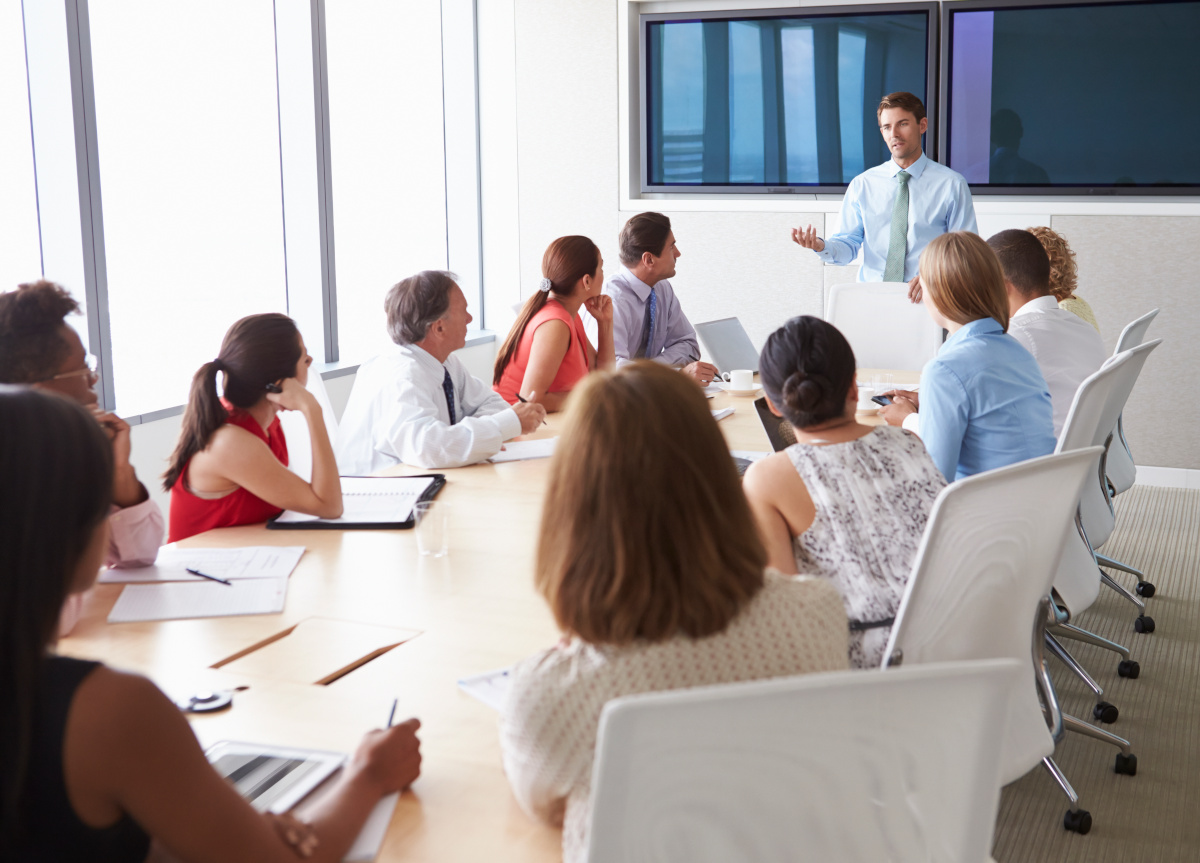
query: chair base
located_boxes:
[1042,757,1091,834]
[1049,621,1131,660]
[1046,633,1105,700]
[1097,553,1157,598]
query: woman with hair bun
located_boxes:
[742,315,945,668]
[164,313,342,542]
[493,236,615,411]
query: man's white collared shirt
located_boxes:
[336,343,521,473]
[1007,295,1108,437]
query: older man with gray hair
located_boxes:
[336,270,545,472]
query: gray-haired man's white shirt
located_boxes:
[336,343,521,472]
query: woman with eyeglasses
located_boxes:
[0,385,421,861]
[164,313,343,542]
[0,281,165,634]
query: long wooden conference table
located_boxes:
[60,372,917,862]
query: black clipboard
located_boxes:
[266,474,446,530]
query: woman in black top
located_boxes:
[0,386,421,862]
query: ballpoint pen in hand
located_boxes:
[515,391,548,426]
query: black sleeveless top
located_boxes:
[12,656,150,862]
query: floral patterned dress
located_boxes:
[788,425,947,668]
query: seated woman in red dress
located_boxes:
[164,313,343,542]
[493,236,615,412]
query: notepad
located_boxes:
[107,577,289,623]
[711,408,734,421]
[457,666,513,711]
[99,546,305,584]
[270,475,443,529]
[488,438,557,463]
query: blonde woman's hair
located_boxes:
[1027,226,1078,301]
[919,231,1010,332]
[535,361,766,645]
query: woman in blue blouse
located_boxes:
[881,231,1056,482]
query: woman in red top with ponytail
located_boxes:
[493,236,615,412]
[164,313,343,542]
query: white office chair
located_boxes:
[586,660,1020,863]
[1055,341,1162,632]
[1105,309,1159,497]
[278,369,340,483]
[883,448,1135,835]
[824,282,943,371]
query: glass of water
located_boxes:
[415,501,449,557]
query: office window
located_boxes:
[728,22,765,184]
[838,29,868,181]
[0,2,42,290]
[89,0,287,417]
[781,26,819,183]
[326,0,449,362]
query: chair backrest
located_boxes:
[1114,308,1159,355]
[1057,340,1160,553]
[279,370,340,482]
[883,448,1101,785]
[825,282,943,371]
[1107,309,1159,494]
[587,659,1020,863]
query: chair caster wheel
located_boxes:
[1136,581,1156,598]
[1093,701,1119,723]
[1117,660,1141,679]
[1064,808,1092,834]
[1134,616,1156,634]
[1115,753,1138,776]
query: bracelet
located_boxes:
[271,812,320,858]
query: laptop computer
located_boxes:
[695,317,760,378]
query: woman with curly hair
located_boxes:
[1027,225,1100,333]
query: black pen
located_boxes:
[387,698,398,728]
[186,567,233,586]
[515,392,548,426]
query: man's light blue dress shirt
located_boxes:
[603,266,700,366]
[816,153,978,282]
[919,317,1056,482]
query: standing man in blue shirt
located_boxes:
[791,92,977,296]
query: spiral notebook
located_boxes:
[268,475,445,530]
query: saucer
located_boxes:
[721,384,762,397]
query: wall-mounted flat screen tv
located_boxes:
[641,3,938,193]
[941,0,1200,195]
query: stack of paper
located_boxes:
[711,407,734,421]
[105,546,303,624]
[457,667,514,711]
[488,438,557,463]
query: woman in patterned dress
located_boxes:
[742,316,946,669]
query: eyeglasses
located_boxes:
[46,353,99,382]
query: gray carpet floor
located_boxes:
[992,485,1200,861]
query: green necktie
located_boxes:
[883,170,911,283]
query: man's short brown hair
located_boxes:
[535,361,766,645]
[920,232,1010,332]
[0,281,81,383]
[986,229,1051,298]
[384,270,458,346]
[877,91,927,123]
[618,212,672,267]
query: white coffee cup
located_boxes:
[729,369,754,391]
[857,386,876,408]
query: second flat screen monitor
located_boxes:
[642,3,937,192]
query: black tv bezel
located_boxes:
[939,0,1200,197]
[639,2,940,195]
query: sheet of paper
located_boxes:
[457,666,513,711]
[702,383,723,398]
[99,546,305,584]
[488,438,557,463]
[344,793,399,862]
[107,577,289,623]
[711,408,734,421]
[275,476,436,525]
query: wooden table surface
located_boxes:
[58,370,917,862]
